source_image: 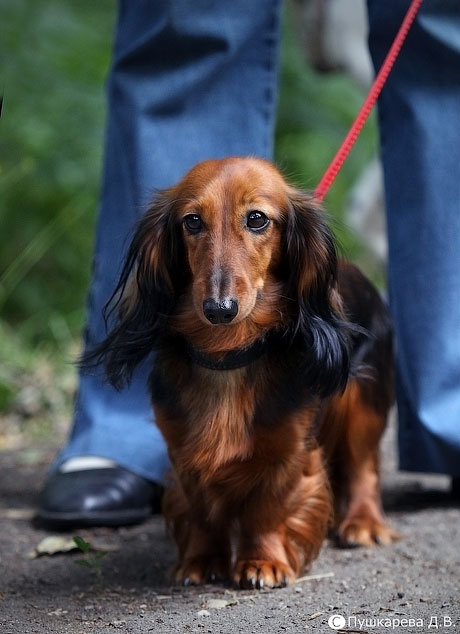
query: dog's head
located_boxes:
[85,157,350,392]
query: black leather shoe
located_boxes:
[36,467,163,529]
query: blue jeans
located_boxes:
[368,0,460,475]
[56,0,283,482]
[58,0,460,480]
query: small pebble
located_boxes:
[197,610,210,617]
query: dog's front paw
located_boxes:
[233,559,295,589]
[338,511,400,547]
[174,556,230,586]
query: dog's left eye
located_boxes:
[183,214,203,234]
[246,211,269,231]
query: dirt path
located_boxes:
[1,423,459,634]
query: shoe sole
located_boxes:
[35,506,151,529]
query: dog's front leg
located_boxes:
[163,483,231,585]
[233,448,331,588]
[234,529,296,589]
[173,522,231,585]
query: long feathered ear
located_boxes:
[82,189,184,389]
[283,188,351,397]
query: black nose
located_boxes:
[203,298,239,324]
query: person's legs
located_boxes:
[368,0,460,475]
[54,1,283,481]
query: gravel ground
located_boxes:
[1,419,459,634]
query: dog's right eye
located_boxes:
[183,214,203,234]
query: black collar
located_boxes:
[184,336,269,371]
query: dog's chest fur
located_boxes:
[149,341,318,482]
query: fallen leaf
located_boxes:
[27,536,79,558]
[207,599,231,609]
[0,508,35,520]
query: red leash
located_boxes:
[314,0,424,201]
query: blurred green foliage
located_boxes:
[0,1,377,394]
[1,0,115,352]
[275,10,378,254]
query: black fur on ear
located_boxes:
[282,188,352,397]
[81,189,185,389]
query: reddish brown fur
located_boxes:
[92,157,399,588]
[170,159,291,354]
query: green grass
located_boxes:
[0,0,115,349]
[73,536,109,586]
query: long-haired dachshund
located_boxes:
[86,157,399,589]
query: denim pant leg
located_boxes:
[368,1,460,475]
[56,0,283,482]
